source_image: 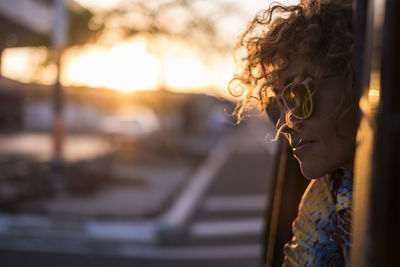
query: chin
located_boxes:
[298,161,328,179]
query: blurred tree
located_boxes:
[88,0,242,53]
[82,0,242,91]
[68,7,99,45]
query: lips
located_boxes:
[291,139,315,152]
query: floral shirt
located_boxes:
[283,169,353,266]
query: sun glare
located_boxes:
[2,38,234,95]
[165,58,208,90]
[2,47,57,85]
[63,40,161,92]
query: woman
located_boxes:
[229,0,357,266]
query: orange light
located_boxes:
[368,72,380,108]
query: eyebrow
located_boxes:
[273,74,297,94]
[283,75,297,87]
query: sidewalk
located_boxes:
[0,130,224,219]
[26,162,193,218]
[0,133,112,163]
[0,117,278,253]
[0,130,234,247]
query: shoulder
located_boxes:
[283,176,344,266]
[298,176,334,218]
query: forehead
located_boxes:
[275,70,303,95]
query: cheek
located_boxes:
[310,97,344,151]
[315,107,357,160]
[314,120,355,170]
[319,123,340,150]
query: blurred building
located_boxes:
[0,0,92,46]
[0,0,95,132]
[0,0,94,74]
[0,78,23,131]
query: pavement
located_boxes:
[0,133,112,163]
[28,163,193,218]
[0,116,279,266]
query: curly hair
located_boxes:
[228,0,355,124]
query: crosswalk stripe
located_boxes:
[189,218,264,238]
[202,195,268,213]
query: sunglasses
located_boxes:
[265,77,314,125]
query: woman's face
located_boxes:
[275,60,357,179]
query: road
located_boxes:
[0,120,278,267]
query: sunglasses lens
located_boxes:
[265,97,280,125]
[284,83,312,119]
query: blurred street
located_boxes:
[0,118,277,267]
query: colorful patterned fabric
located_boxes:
[282,168,353,266]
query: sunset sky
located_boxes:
[2,0,299,97]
